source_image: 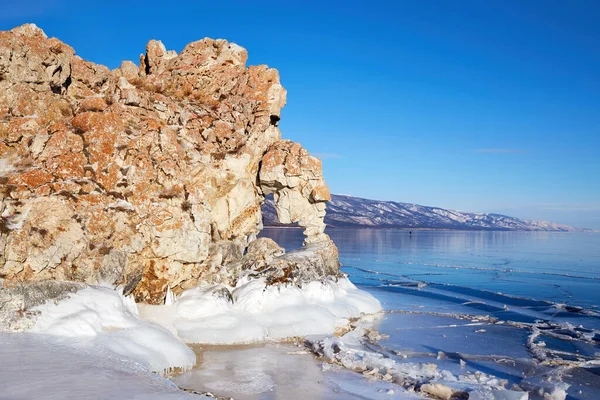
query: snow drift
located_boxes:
[141,276,382,344]
[23,277,381,372]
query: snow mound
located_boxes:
[140,277,382,344]
[0,333,201,399]
[30,286,196,373]
[25,277,381,370]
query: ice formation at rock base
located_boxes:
[19,276,380,372]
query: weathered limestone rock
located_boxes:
[259,140,331,244]
[257,239,341,285]
[218,236,340,286]
[227,237,285,278]
[0,24,338,304]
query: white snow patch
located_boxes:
[0,333,201,399]
[22,277,380,377]
[140,277,382,345]
[30,286,196,373]
[543,388,567,400]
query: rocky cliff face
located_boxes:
[0,24,338,304]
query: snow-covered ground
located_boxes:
[0,276,383,399]
[29,285,197,373]
[0,274,583,399]
[0,333,201,400]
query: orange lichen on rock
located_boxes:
[0,24,335,304]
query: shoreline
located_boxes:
[262,225,590,232]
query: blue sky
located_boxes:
[2,0,599,228]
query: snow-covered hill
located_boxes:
[262,194,577,231]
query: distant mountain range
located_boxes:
[262,194,578,232]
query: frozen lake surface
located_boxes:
[255,228,600,399]
[2,229,598,399]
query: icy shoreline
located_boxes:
[0,275,384,398]
[3,268,595,399]
[8,276,380,368]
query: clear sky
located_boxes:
[2,0,599,228]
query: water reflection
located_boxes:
[260,228,600,308]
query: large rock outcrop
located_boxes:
[0,24,338,304]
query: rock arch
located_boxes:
[259,140,331,245]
